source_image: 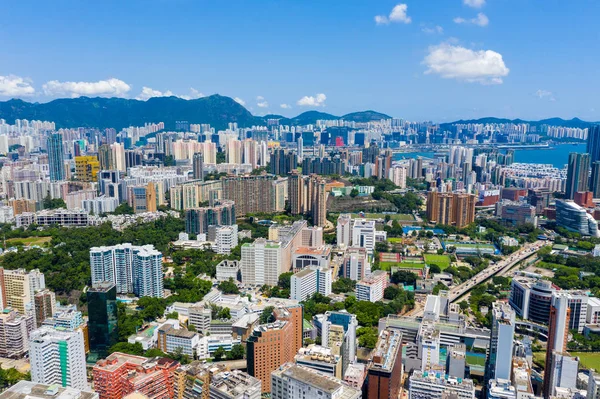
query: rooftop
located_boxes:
[280,364,342,393]
[0,381,97,399]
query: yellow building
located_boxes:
[75,156,100,182]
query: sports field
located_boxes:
[424,254,451,270]
[7,236,52,246]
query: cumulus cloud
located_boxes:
[0,75,35,97]
[464,0,486,8]
[297,93,327,107]
[422,25,444,34]
[280,104,292,109]
[256,96,269,108]
[423,43,510,84]
[135,87,174,101]
[179,88,205,100]
[535,89,556,101]
[234,97,246,106]
[375,4,411,25]
[454,13,489,27]
[43,78,131,97]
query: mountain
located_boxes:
[342,110,391,123]
[0,95,262,131]
[444,117,596,129]
[288,111,338,125]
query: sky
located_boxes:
[1,0,600,122]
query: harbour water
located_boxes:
[394,143,587,169]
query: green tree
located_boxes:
[113,202,135,215]
[227,344,245,360]
[218,279,240,294]
[109,342,145,356]
[43,194,67,210]
[260,306,275,324]
[332,278,356,294]
[278,272,294,290]
[217,307,231,320]
[213,346,226,361]
[350,188,359,198]
[166,311,179,320]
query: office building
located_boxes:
[556,199,600,237]
[247,306,303,393]
[543,293,571,398]
[0,309,32,358]
[215,260,240,282]
[447,344,466,379]
[591,162,600,199]
[29,327,88,390]
[87,283,118,354]
[0,381,98,399]
[92,352,180,399]
[240,238,283,286]
[290,266,332,301]
[565,153,591,199]
[367,329,403,399]
[185,201,236,235]
[487,302,515,382]
[588,373,600,399]
[588,125,600,165]
[546,353,579,396]
[351,219,377,252]
[157,325,199,357]
[193,153,204,180]
[90,244,163,298]
[527,188,551,215]
[0,268,45,314]
[294,345,342,378]
[336,214,352,247]
[356,270,388,302]
[426,192,476,229]
[319,311,358,375]
[408,371,475,399]
[75,155,100,182]
[342,247,369,281]
[271,363,360,399]
[210,370,261,399]
[128,182,158,213]
[34,289,56,327]
[495,201,537,227]
[47,133,65,181]
[197,334,241,359]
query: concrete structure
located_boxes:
[319,311,358,376]
[487,302,515,382]
[209,370,261,399]
[271,363,360,399]
[292,246,330,270]
[197,334,241,359]
[185,201,236,235]
[87,283,118,354]
[543,293,571,398]
[0,308,32,358]
[290,266,332,301]
[565,152,590,199]
[34,289,56,327]
[342,247,369,281]
[294,345,342,379]
[356,270,388,302]
[188,306,212,335]
[241,239,283,286]
[29,327,88,391]
[555,199,600,237]
[408,370,475,399]
[367,329,403,399]
[495,201,537,227]
[426,191,476,229]
[351,219,377,252]
[0,381,98,399]
[157,325,199,357]
[0,268,45,314]
[216,260,240,282]
[336,214,352,247]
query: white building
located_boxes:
[210,370,261,399]
[356,270,388,302]
[488,302,515,381]
[0,206,14,223]
[409,370,475,399]
[241,238,282,286]
[271,363,361,399]
[90,244,163,298]
[351,219,376,252]
[197,334,241,359]
[342,247,369,281]
[81,196,119,215]
[29,327,88,391]
[1,381,98,399]
[336,214,352,248]
[388,165,407,189]
[216,260,240,282]
[214,225,239,255]
[290,266,332,301]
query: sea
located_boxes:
[393,143,587,169]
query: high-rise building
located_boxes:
[34,289,56,328]
[408,371,475,399]
[240,238,283,286]
[311,177,327,228]
[75,155,100,182]
[271,363,360,399]
[221,175,276,217]
[388,166,407,189]
[29,327,88,390]
[185,201,236,235]
[588,125,600,165]
[356,270,388,302]
[98,144,114,170]
[90,244,163,298]
[426,192,476,228]
[565,152,590,199]
[247,306,303,393]
[270,149,297,176]
[588,373,600,399]
[591,162,600,199]
[47,133,65,182]
[290,266,331,301]
[487,302,515,382]
[87,283,118,354]
[193,153,204,181]
[336,214,352,248]
[367,329,403,399]
[288,171,303,215]
[92,352,180,399]
[342,247,369,281]
[128,182,158,213]
[210,370,261,399]
[319,311,358,376]
[0,267,45,314]
[543,293,571,398]
[0,308,32,358]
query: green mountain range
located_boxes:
[0,94,596,131]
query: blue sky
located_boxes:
[1,0,600,122]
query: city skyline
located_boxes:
[1,0,600,122]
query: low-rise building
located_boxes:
[290,266,332,301]
[157,325,199,357]
[294,345,342,379]
[408,370,475,399]
[356,270,388,302]
[209,370,261,399]
[271,363,361,399]
[197,334,241,360]
[216,260,240,282]
[0,381,98,399]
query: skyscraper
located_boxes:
[591,161,600,198]
[311,177,327,227]
[87,283,118,355]
[75,156,100,182]
[486,302,515,383]
[543,293,571,398]
[29,327,88,390]
[588,125,600,165]
[47,133,65,181]
[367,329,402,399]
[193,153,204,181]
[565,152,590,199]
[288,171,303,215]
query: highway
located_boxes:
[447,240,549,303]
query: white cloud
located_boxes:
[43,78,131,97]
[454,13,489,27]
[375,3,411,25]
[179,88,205,100]
[422,25,444,34]
[135,87,174,101]
[535,89,556,101]
[280,104,292,109]
[0,75,35,97]
[297,93,327,107]
[234,97,246,106]
[423,42,510,84]
[256,96,269,108]
[464,0,486,8]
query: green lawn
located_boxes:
[466,354,486,366]
[361,213,414,221]
[7,236,52,246]
[424,254,451,270]
[572,352,600,371]
[380,261,425,271]
[388,238,403,243]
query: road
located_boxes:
[447,240,549,303]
